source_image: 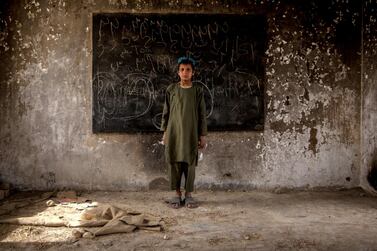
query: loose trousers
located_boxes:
[168,162,196,192]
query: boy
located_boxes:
[160,56,208,209]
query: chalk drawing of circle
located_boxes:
[194,80,214,118]
[93,72,121,122]
[152,112,162,130]
[120,73,155,121]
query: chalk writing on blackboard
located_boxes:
[92,13,266,133]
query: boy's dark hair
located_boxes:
[177,56,196,71]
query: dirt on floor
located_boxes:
[0,188,376,251]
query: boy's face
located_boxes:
[178,64,194,82]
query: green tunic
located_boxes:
[160,82,208,166]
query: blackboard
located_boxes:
[92,13,266,133]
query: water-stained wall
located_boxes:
[361,1,377,193]
[0,0,366,191]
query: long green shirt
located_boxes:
[160,82,208,166]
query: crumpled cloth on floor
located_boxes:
[80,205,162,236]
[0,205,162,237]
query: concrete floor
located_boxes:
[0,188,377,250]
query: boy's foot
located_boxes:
[166,196,181,209]
[184,196,198,208]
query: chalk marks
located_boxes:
[93,72,155,125]
[95,15,256,65]
[152,112,162,130]
[93,72,218,130]
[195,80,214,118]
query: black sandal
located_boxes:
[184,196,199,208]
[165,196,181,209]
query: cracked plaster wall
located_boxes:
[0,0,368,191]
[361,1,377,194]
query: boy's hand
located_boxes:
[198,136,206,149]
